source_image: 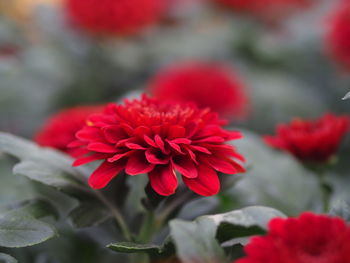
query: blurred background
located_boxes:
[1,0,350,262]
[1,0,349,137]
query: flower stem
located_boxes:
[319,172,331,213]
[93,189,133,241]
[138,210,156,243]
[73,168,133,241]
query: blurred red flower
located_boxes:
[263,113,349,163]
[70,95,245,196]
[34,105,104,157]
[65,0,164,36]
[213,0,312,23]
[236,212,350,263]
[148,62,249,120]
[327,0,350,71]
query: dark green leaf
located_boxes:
[0,132,89,192]
[0,253,17,263]
[169,206,285,263]
[13,161,82,190]
[233,131,322,215]
[69,202,110,228]
[3,199,59,220]
[108,242,161,255]
[170,218,226,263]
[0,210,56,248]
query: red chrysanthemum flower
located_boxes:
[34,105,104,157]
[69,95,245,196]
[326,0,350,71]
[213,0,312,23]
[64,0,164,36]
[148,62,249,120]
[236,212,350,263]
[263,113,349,163]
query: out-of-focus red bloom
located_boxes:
[34,105,104,157]
[236,212,350,263]
[70,95,245,196]
[148,62,249,120]
[263,113,349,163]
[327,0,350,71]
[64,0,164,36]
[213,0,312,23]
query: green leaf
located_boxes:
[69,202,110,228]
[170,218,227,263]
[0,132,88,191]
[13,161,82,190]
[232,131,322,215]
[108,238,175,261]
[0,210,56,248]
[169,206,285,263]
[213,206,285,244]
[2,199,59,220]
[330,199,350,221]
[0,253,17,263]
[108,242,162,255]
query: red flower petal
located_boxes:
[166,140,184,154]
[172,156,198,178]
[145,148,170,164]
[88,160,124,189]
[125,151,155,175]
[103,125,127,143]
[76,127,103,141]
[204,155,238,174]
[108,151,135,162]
[167,125,186,139]
[148,165,178,196]
[182,166,220,196]
[73,153,109,166]
[194,136,225,143]
[87,142,117,153]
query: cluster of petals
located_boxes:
[34,105,103,157]
[65,0,164,36]
[70,95,245,196]
[326,0,350,71]
[236,212,350,263]
[148,62,249,120]
[213,0,312,23]
[263,113,349,163]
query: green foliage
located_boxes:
[0,209,56,248]
[0,253,17,263]
[68,201,111,228]
[169,206,285,263]
[232,131,323,215]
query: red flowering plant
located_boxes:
[263,113,349,164]
[236,212,350,263]
[34,105,104,157]
[69,94,245,196]
[212,0,313,24]
[326,0,350,71]
[64,0,164,36]
[148,62,249,121]
[263,113,349,212]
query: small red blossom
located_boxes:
[236,212,350,263]
[65,0,164,36]
[213,0,312,23]
[34,105,104,157]
[326,0,350,71]
[70,95,245,196]
[148,62,249,120]
[263,113,349,163]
